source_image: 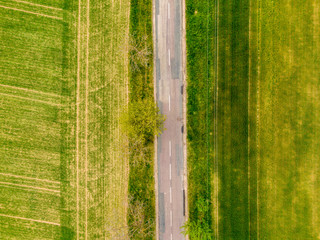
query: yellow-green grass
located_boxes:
[217,0,320,239]
[0,0,130,239]
[187,0,320,239]
[247,1,320,238]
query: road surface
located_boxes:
[154,0,186,239]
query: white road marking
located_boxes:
[0,5,62,20]
[170,210,172,226]
[171,233,173,240]
[168,2,170,19]
[170,187,172,203]
[0,213,60,226]
[169,163,172,180]
[169,140,171,157]
[169,94,171,111]
[168,49,171,66]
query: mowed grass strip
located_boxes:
[216,1,250,238]
[185,0,215,237]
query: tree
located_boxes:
[120,98,165,165]
[121,98,165,144]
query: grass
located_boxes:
[0,1,64,238]
[186,0,320,239]
[127,0,155,239]
[0,0,130,239]
[185,0,215,237]
[216,1,250,238]
[250,1,320,238]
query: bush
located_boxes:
[181,198,213,240]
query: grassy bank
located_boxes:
[185,0,215,237]
[127,0,156,239]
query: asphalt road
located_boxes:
[154,0,185,239]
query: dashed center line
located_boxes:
[169,140,172,157]
[170,210,172,226]
[168,49,171,66]
[169,163,172,180]
[168,2,170,19]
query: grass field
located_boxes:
[186,0,320,239]
[0,0,130,239]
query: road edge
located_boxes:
[181,0,188,239]
[152,0,159,238]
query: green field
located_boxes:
[0,0,130,239]
[186,0,320,239]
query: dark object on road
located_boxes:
[181,85,184,94]
[183,190,185,216]
[181,125,184,133]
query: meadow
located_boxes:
[0,0,130,239]
[186,0,320,239]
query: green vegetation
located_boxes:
[127,0,157,239]
[185,0,215,238]
[0,1,65,238]
[249,1,320,239]
[186,0,320,239]
[122,98,165,239]
[0,0,130,239]
[216,1,250,238]
[122,99,165,147]
[181,198,213,239]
